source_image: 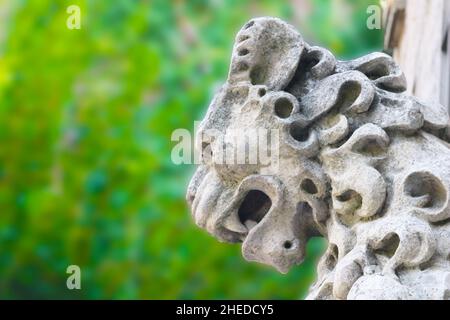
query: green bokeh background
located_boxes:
[0,0,382,299]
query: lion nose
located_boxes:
[242,225,304,274]
[241,203,306,274]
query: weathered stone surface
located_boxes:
[187,17,450,300]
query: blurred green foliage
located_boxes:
[0,0,382,299]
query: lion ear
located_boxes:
[227,17,304,91]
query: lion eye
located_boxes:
[301,179,318,195]
[274,97,293,118]
[289,123,310,142]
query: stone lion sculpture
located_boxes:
[186,17,450,299]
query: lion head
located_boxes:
[187,17,450,299]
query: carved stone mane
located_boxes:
[186,17,450,300]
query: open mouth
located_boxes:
[188,170,308,273]
[237,190,272,232]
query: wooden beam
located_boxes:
[384,0,450,110]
